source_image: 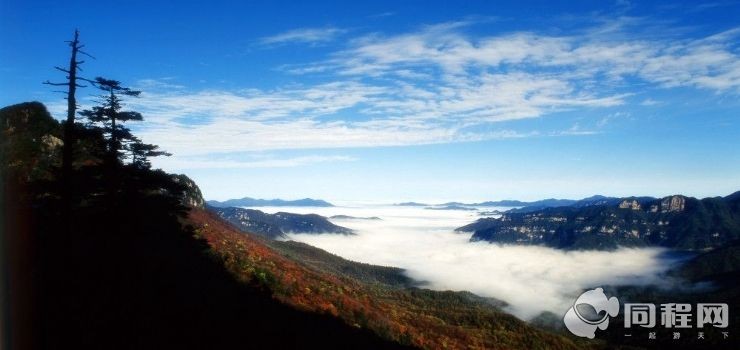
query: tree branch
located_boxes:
[78,50,95,59]
[78,76,97,84]
[43,81,68,86]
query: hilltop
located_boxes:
[208,205,353,239]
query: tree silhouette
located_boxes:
[79,77,143,164]
[43,29,95,233]
[128,136,171,169]
[43,29,94,178]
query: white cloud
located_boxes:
[640,98,660,106]
[315,22,740,92]
[154,155,356,169]
[368,11,396,19]
[260,27,346,45]
[275,205,686,320]
[134,78,185,90]
[137,114,532,157]
[551,123,600,136]
[597,111,631,127]
[64,20,739,170]
[131,81,387,122]
[124,74,616,158]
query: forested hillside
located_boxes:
[458,195,740,250]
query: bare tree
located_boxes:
[44,29,94,178]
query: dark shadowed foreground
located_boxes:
[3,102,584,349]
[1,102,410,349]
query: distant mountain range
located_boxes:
[505,195,660,213]
[207,197,334,208]
[209,206,352,239]
[395,202,429,206]
[396,196,626,209]
[472,198,577,207]
[425,205,476,211]
[457,193,740,250]
[330,215,382,220]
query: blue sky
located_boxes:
[2,0,739,202]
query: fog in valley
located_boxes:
[251,204,684,319]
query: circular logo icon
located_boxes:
[563,287,620,338]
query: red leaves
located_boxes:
[187,209,576,350]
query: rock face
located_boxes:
[661,195,686,213]
[171,174,205,208]
[618,199,641,210]
[505,195,643,214]
[457,194,740,250]
[1,102,62,182]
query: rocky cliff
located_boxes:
[171,174,205,208]
[457,194,740,250]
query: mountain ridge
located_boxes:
[208,205,352,239]
[457,193,740,250]
[395,196,641,210]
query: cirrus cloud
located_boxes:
[72,19,740,171]
[259,27,347,46]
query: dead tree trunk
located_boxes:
[44,29,92,232]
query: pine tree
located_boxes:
[80,77,171,169]
[128,136,171,169]
[79,77,143,164]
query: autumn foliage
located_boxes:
[189,209,582,350]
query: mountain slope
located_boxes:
[458,194,740,250]
[673,239,740,283]
[269,240,416,288]
[3,101,412,350]
[36,197,411,350]
[189,209,583,349]
[209,205,353,239]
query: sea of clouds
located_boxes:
[252,203,683,320]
